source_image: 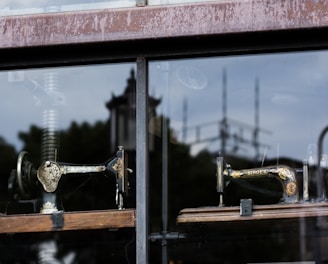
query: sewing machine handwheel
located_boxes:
[16,151,32,199]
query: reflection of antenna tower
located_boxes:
[221,68,228,156]
[182,69,271,161]
[254,78,260,161]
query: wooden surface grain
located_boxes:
[0,209,135,233]
[177,202,328,223]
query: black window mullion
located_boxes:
[136,57,149,264]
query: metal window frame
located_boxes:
[136,57,149,264]
[2,1,328,264]
[1,0,328,69]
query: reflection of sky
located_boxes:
[150,50,328,162]
[0,0,135,16]
[0,63,135,151]
[2,51,328,163]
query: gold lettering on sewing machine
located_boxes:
[246,169,268,176]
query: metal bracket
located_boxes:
[240,199,253,216]
[51,211,64,230]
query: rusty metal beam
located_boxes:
[1,0,328,49]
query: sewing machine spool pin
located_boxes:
[303,160,309,202]
[216,156,224,207]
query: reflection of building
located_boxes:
[106,68,160,152]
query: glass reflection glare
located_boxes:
[150,51,328,162]
[0,0,135,16]
[0,63,136,213]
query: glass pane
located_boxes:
[0,63,136,262]
[0,0,135,16]
[149,51,328,263]
[148,0,218,6]
[1,63,137,212]
[0,63,136,213]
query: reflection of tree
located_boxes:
[2,110,305,263]
[18,125,43,163]
[149,116,218,230]
[0,136,17,211]
[60,121,111,163]
[18,121,112,164]
[11,113,298,219]
[14,116,218,220]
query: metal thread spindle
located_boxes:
[41,72,59,162]
[41,109,58,162]
[40,71,59,214]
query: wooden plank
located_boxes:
[0,209,135,234]
[177,203,328,224]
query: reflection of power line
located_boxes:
[183,118,271,147]
[182,69,271,160]
[221,68,228,156]
[254,78,260,161]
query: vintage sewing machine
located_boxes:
[8,146,131,214]
[216,156,300,207]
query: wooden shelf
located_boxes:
[0,209,135,234]
[177,202,328,224]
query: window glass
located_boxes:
[147,0,218,6]
[0,63,136,262]
[149,51,328,263]
[0,0,135,16]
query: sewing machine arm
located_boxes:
[217,157,299,205]
[8,146,131,210]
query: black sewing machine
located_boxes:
[216,156,300,207]
[8,146,131,214]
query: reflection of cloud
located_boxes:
[150,51,328,161]
[0,63,135,151]
[271,93,299,105]
[190,142,209,156]
[3,51,328,162]
[176,65,208,90]
[0,0,48,8]
[0,0,134,13]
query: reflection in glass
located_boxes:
[150,52,328,162]
[1,63,137,211]
[0,0,135,16]
[147,0,217,6]
[148,50,328,263]
[0,62,137,262]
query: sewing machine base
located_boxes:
[177,202,328,224]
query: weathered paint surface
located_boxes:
[1,0,328,48]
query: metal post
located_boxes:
[136,57,149,264]
[161,61,170,264]
[317,125,328,201]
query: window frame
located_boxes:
[1,1,328,264]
